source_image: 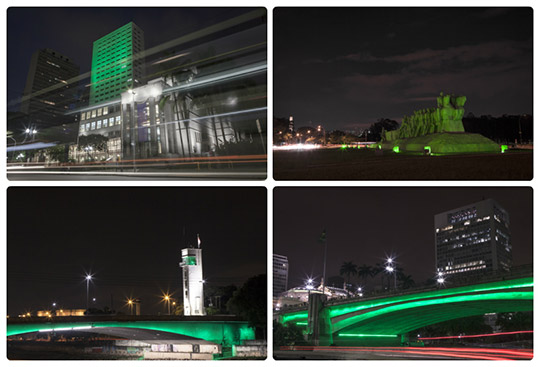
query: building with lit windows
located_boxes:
[90,22,145,104]
[434,198,512,279]
[273,254,289,298]
[20,48,80,128]
[179,246,206,316]
[72,11,266,162]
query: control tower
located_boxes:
[179,236,206,316]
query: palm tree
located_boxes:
[398,274,416,290]
[340,262,357,293]
[357,264,374,281]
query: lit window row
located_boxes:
[444,264,487,275]
[444,259,485,271]
[81,107,109,121]
[80,116,121,132]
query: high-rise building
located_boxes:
[273,254,289,298]
[434,198,512,279]
[90,22,145,104]
[20,48,80,127]
[288,115,294,132]
[179,246,206,316]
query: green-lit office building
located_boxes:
[90,22,145,104]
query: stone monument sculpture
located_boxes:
[382,92,466,141]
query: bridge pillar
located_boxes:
[308,293,333,346]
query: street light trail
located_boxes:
[279,345,533,360]
[418,330,533,341]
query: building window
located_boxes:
[86,123,90,131]
[115,116,121,125]
[109,117,115,126]
[91,121,96,130]
[103,119,108,128]
[81,112,86,121]
[80,124,85,132]
[103,106,108,115]
[91,110,96,118]
[97,108,102,116]
[97,120,102,129]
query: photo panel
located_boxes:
[7,186,267,360]
[273,187,532,360]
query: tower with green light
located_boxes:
[90,22,145,105]
[179,244,206,316]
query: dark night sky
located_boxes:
[274,187,532,289]
[8,187,266,316]
[7,7,256,110]
[274,7,533,130]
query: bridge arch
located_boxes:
[7,320,255,347]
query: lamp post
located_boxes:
[164,295,171,315]
[23,127,38,144]
[85,275,92,310]
[385,258,396,291]
[127,299,133,315]
[128,89,137,172]
[306,278,314,301]
[317,125,326,146]
[437,272,445,287]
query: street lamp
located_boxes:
[127,299,133,315]
[305,278,315,305]
[437,272,445,287]
[357,287,363,297]
[85,274,92,310]
[385,258,397,290]
[23,126,38,143]
[317,125,326,145]
[163,294,171,315]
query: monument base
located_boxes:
[379,132,502,155]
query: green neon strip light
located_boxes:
[341,144,347,149]
[393,146,400,153]
[334,291,532,332]
[328,277,532,319]
[501,145,508,153]
[338,333,397,338]
[296,322,308,326]
[424,146,431,154]
[280,278,533,325]
[8,320,255,346]
[282,311,308,323]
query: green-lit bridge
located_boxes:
[277,277,533,346]
[7,315,255,347]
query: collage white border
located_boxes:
[1,1,538,366]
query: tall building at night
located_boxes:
[20,48,80,127]
[179,246,206,316]
[90,22,145,104]
[434,198,512,279]
[273,254,289,298]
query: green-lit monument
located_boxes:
[378,92,502,154]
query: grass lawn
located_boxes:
[273,149,532,180]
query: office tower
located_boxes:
[273,254,289,297]
[20,48,80,127]
[90,22,145,104]
[435,198,512,278]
